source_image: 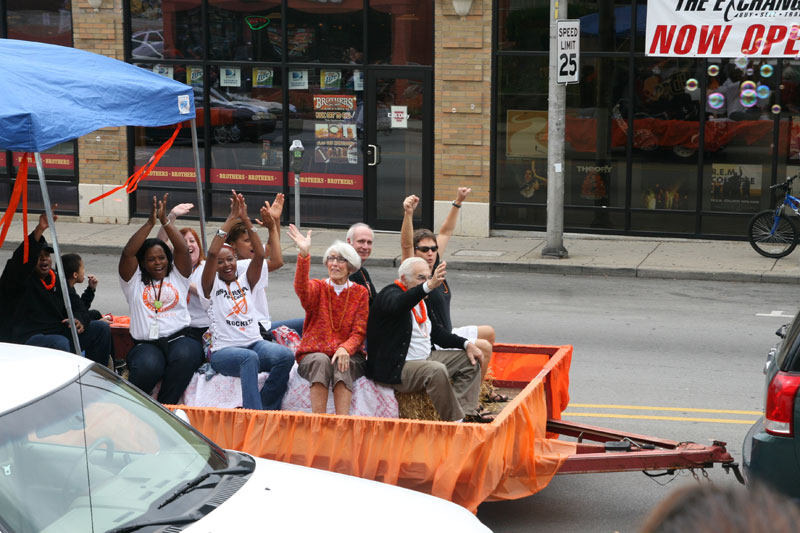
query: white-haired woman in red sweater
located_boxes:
[287,224,369,415]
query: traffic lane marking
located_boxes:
[562,413,756,424]
[756,310,794,318]
[569,403,761,415]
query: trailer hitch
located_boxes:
[722,462,745,485]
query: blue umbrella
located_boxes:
[0,38,206,355]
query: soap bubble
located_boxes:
[771,104,782,114]
[685,78,699,91]
[734,57,749,69]
[707,64,720,77]
[790,26,799,40]
[760,64,774,77]
[746,68,754,76]
[740,80,757,92]
[740,88,758,108]
[707,92,725,109]
[757,84,770,99]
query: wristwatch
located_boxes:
[216,228,228,239]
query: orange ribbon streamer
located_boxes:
[89,122,183,205]
[0,153,30,262]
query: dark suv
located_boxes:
[743,315,800,498]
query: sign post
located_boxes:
[290,140,304,228]
[543,4,579,258]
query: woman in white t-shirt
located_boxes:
[200,191,294,410]
[118,194,205,404]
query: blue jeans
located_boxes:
[26,320,112,366]
[127,336,204,405]
[210,340,294,410]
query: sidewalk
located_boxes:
[2,217,799,284]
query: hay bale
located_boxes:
[395,370,499,421]
[395,390,441,421]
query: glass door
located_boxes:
[365,69,432,230]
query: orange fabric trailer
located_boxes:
[171,344,577,513]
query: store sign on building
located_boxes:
[556,20,580,84]
[313,95,359,166]
[220,67,241,87]
[646,2,800,56]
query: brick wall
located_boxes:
[435,0,491,205]
[72,0,129,221]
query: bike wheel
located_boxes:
[748,210,799,259]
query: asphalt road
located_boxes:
[2,251,795,532]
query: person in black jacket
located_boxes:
[0,211,110,364]
[366,257,487,422]
[346,222,376,305]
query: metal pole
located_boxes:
[190,119,208,251]
[543,0,569,258]
[294,170,300,229]
[34,153,82,355]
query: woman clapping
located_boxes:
[200,191,294,410]
[287,224,369,415]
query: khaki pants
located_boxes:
[387,350,481,421]
[298,352,367,391]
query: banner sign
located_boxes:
[13,152,74,170]
[645,1,800,57]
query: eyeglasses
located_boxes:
[415,245,438,253]
[326,256,349,265]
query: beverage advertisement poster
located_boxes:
[506,110,548,158]
[253,68,273,88]
[352,70,364,91]
[187,66,203,87]
[710,164,761,212]
[321,70,342,91]
[220,67,241,87]
[153,65,173,79]
[289,70,308,90]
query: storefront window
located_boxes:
[5,143,79,213]
[208,0,280,61]
[564,57,629,212]
[702,58,777,222]
[6,0,72,46]
[368,0,432,66]
[285,1,363,64]
[208,65,286,217]
[130,0,203,61]
[777,59,800,200]
[287,67,363,224]
[629,58,700,233]
[494,55,548,215]
[497,0,635,53]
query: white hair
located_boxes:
[323,240,361,273]
[346,222,373,243]
[398,257,429,281]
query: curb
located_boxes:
[4,241,798,285]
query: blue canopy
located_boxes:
[0,39,195,152]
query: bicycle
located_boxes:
[748,174,800,259]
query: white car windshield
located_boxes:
[0,365,231,533]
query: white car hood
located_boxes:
[186,455,491,532]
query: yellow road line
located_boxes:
[563,412,757,425]
[569,403,761,416]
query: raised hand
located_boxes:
[87,275,98,289]
[226,190,241,222]
[287,223,312,257]
[37,204,57,231]
[403,195,419,214]
[255,205,275,230]
[156,193,170,225]
[268,193,285,220]
[427,260,446,290]
[456,187,471,204]
[169,203,194,218]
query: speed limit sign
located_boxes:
[556,20,580,84]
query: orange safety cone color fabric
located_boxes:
[170,344,577,512]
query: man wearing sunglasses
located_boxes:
[365,257,488,423]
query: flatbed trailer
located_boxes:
[170,344,741,512]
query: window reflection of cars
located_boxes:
[0,344,491,532]
[131,30,164,59]
[196,87,280,144]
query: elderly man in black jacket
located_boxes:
[366,257,487,422]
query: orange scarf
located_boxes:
[394,279,427,325]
